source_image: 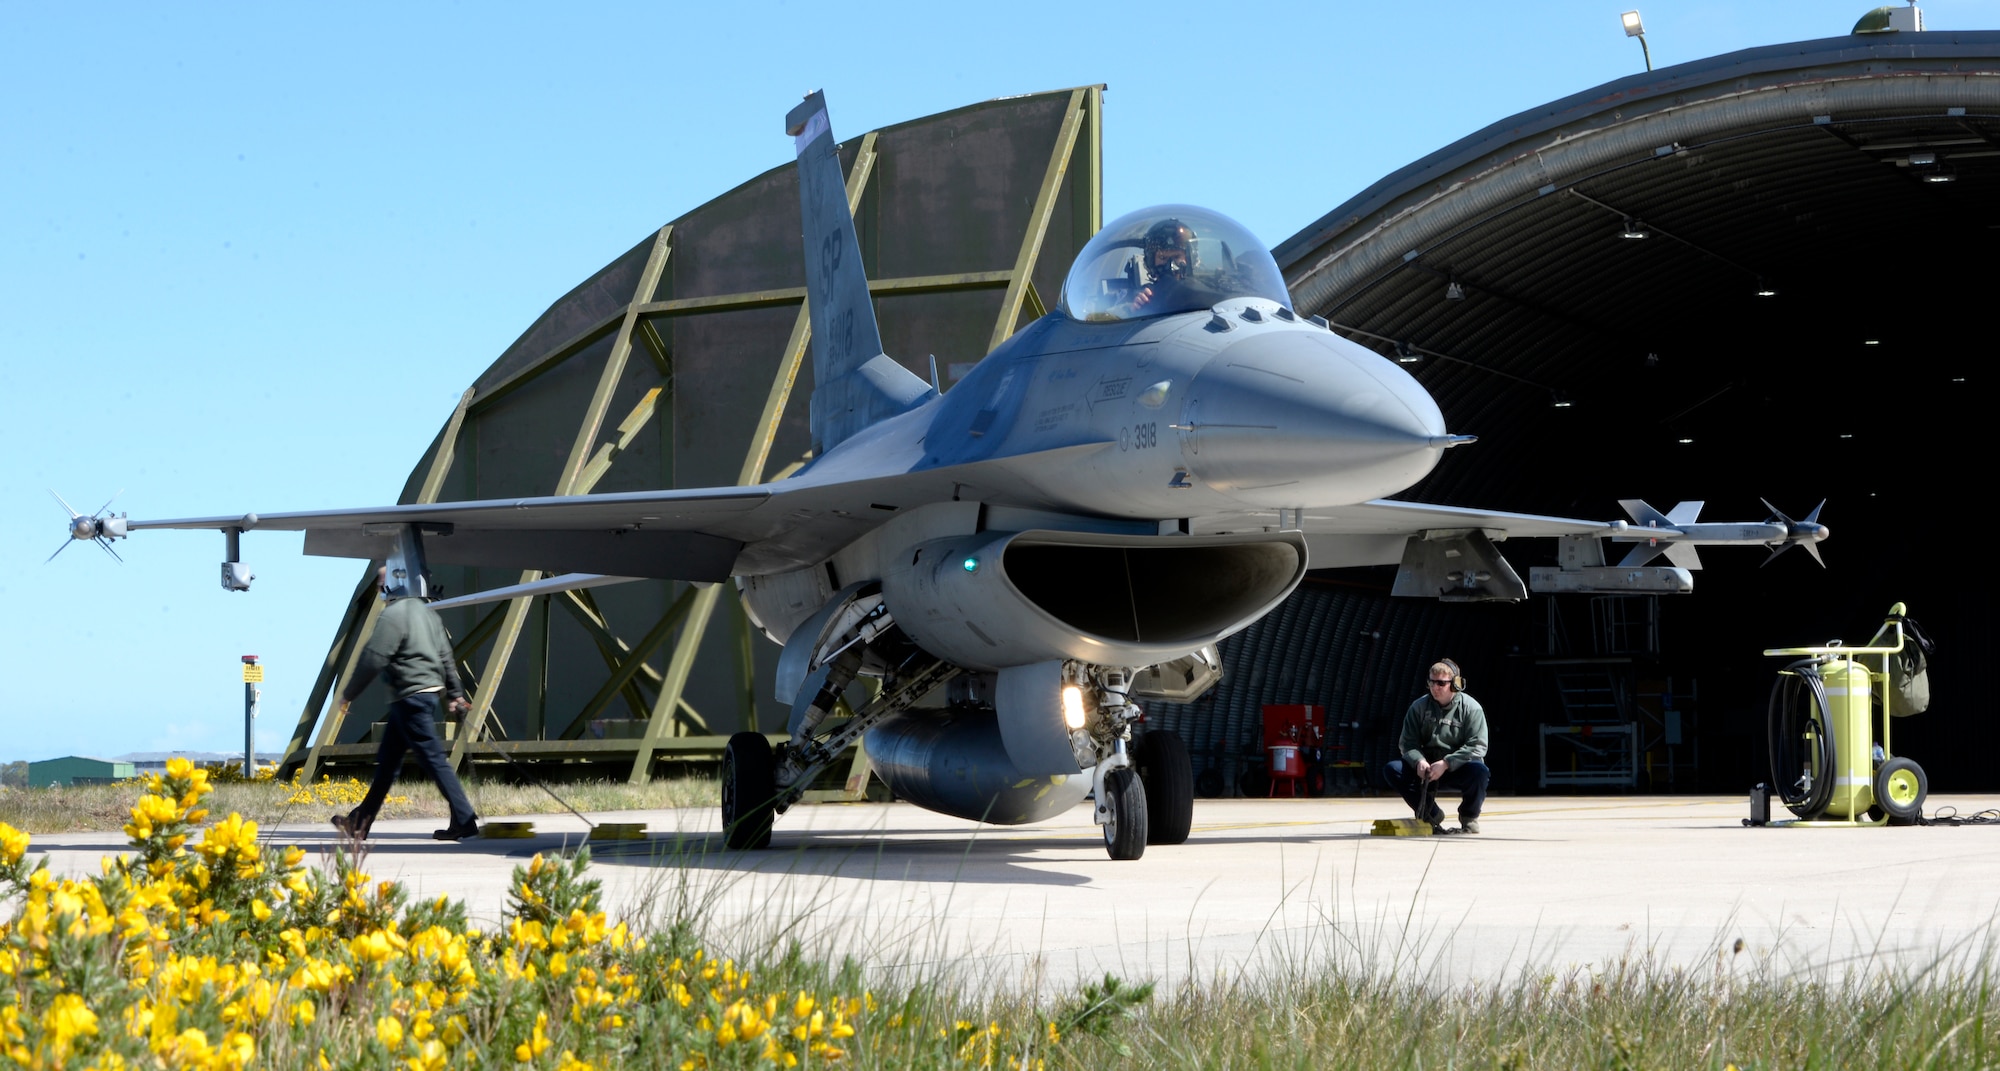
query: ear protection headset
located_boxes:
[1433,658,1465,693]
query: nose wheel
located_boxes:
[1100,768,1149,859]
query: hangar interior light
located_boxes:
[1550,392,1575,409]
[1621,218,1651,239]
[1445,279,1466,300]
[1395,341,1423,364]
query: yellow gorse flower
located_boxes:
[0,777,933,1071]
[0,822,30,867]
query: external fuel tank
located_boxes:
[865,706,1090,824]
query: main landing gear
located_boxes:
[1136,729,1194,846]
[720,732,778,851]
[719,650,959,851]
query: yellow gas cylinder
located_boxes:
[1820,657,1876,819]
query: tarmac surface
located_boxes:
[31,794,2000,990]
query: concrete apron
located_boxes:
[29,795,2000,990]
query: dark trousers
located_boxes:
[1383,759,1490,822]
[353,692,476,828]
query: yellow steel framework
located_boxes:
[284,86,1104,784]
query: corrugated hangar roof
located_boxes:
[1150,29,1998,794]
[1273,29,1997,514]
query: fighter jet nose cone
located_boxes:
[1179,327,1448,505]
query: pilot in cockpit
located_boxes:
[1117,218,1199,316]
[1060,204,1289,323]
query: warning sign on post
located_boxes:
[242,664,264,683]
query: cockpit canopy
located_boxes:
[1058,204,1292,322]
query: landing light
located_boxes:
[962,557,979,572]
[1061,686,1086,729]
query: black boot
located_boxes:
[433,819,480,841]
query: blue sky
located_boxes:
[4,1,1991,763]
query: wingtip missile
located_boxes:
[1758,498,1830,567]
[48,489,129,565]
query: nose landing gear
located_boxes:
[1099,766,1149,859]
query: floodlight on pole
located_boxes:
[1621,11,1653,71]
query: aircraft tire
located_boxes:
[722,731,776,850]
[1137,731,1194,845]
[1101,768,1148,860]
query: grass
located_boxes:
[8,770,2000,1067]
[0,772,719,834]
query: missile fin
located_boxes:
[1665,500,1705,526]
[1618,543,1665,568]
[1664,541,1703,570]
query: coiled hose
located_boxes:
[1768,657,1835,820]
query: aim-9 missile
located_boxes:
[1610,499,1829,569]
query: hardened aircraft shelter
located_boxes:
[283,87,1106,785]
[288,25,1998,793]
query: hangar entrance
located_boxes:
[1148,26,1997,796]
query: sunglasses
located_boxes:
[1428,679,1455,686]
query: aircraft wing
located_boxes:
[126,485,771,582]
[1303,499,1613,538]
[1279,499,1618,571]
[118,442,1116,583]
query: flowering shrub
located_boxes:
[0,758,1077,1069]
[279,776,408,809]
[198,764,277,787]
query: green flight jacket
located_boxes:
[1399,691,1488,771]
[341,596,465,704]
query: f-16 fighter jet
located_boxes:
[62,93,1826,858]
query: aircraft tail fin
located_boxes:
[787,91,932,455]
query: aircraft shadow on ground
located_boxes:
[573,828,1482,883]
[278,827,1518,885]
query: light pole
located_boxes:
[1622,10,1653,72]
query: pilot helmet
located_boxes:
[1142,218,1198,283]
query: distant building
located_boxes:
[115,752,283,776]
[28,756,135,788]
